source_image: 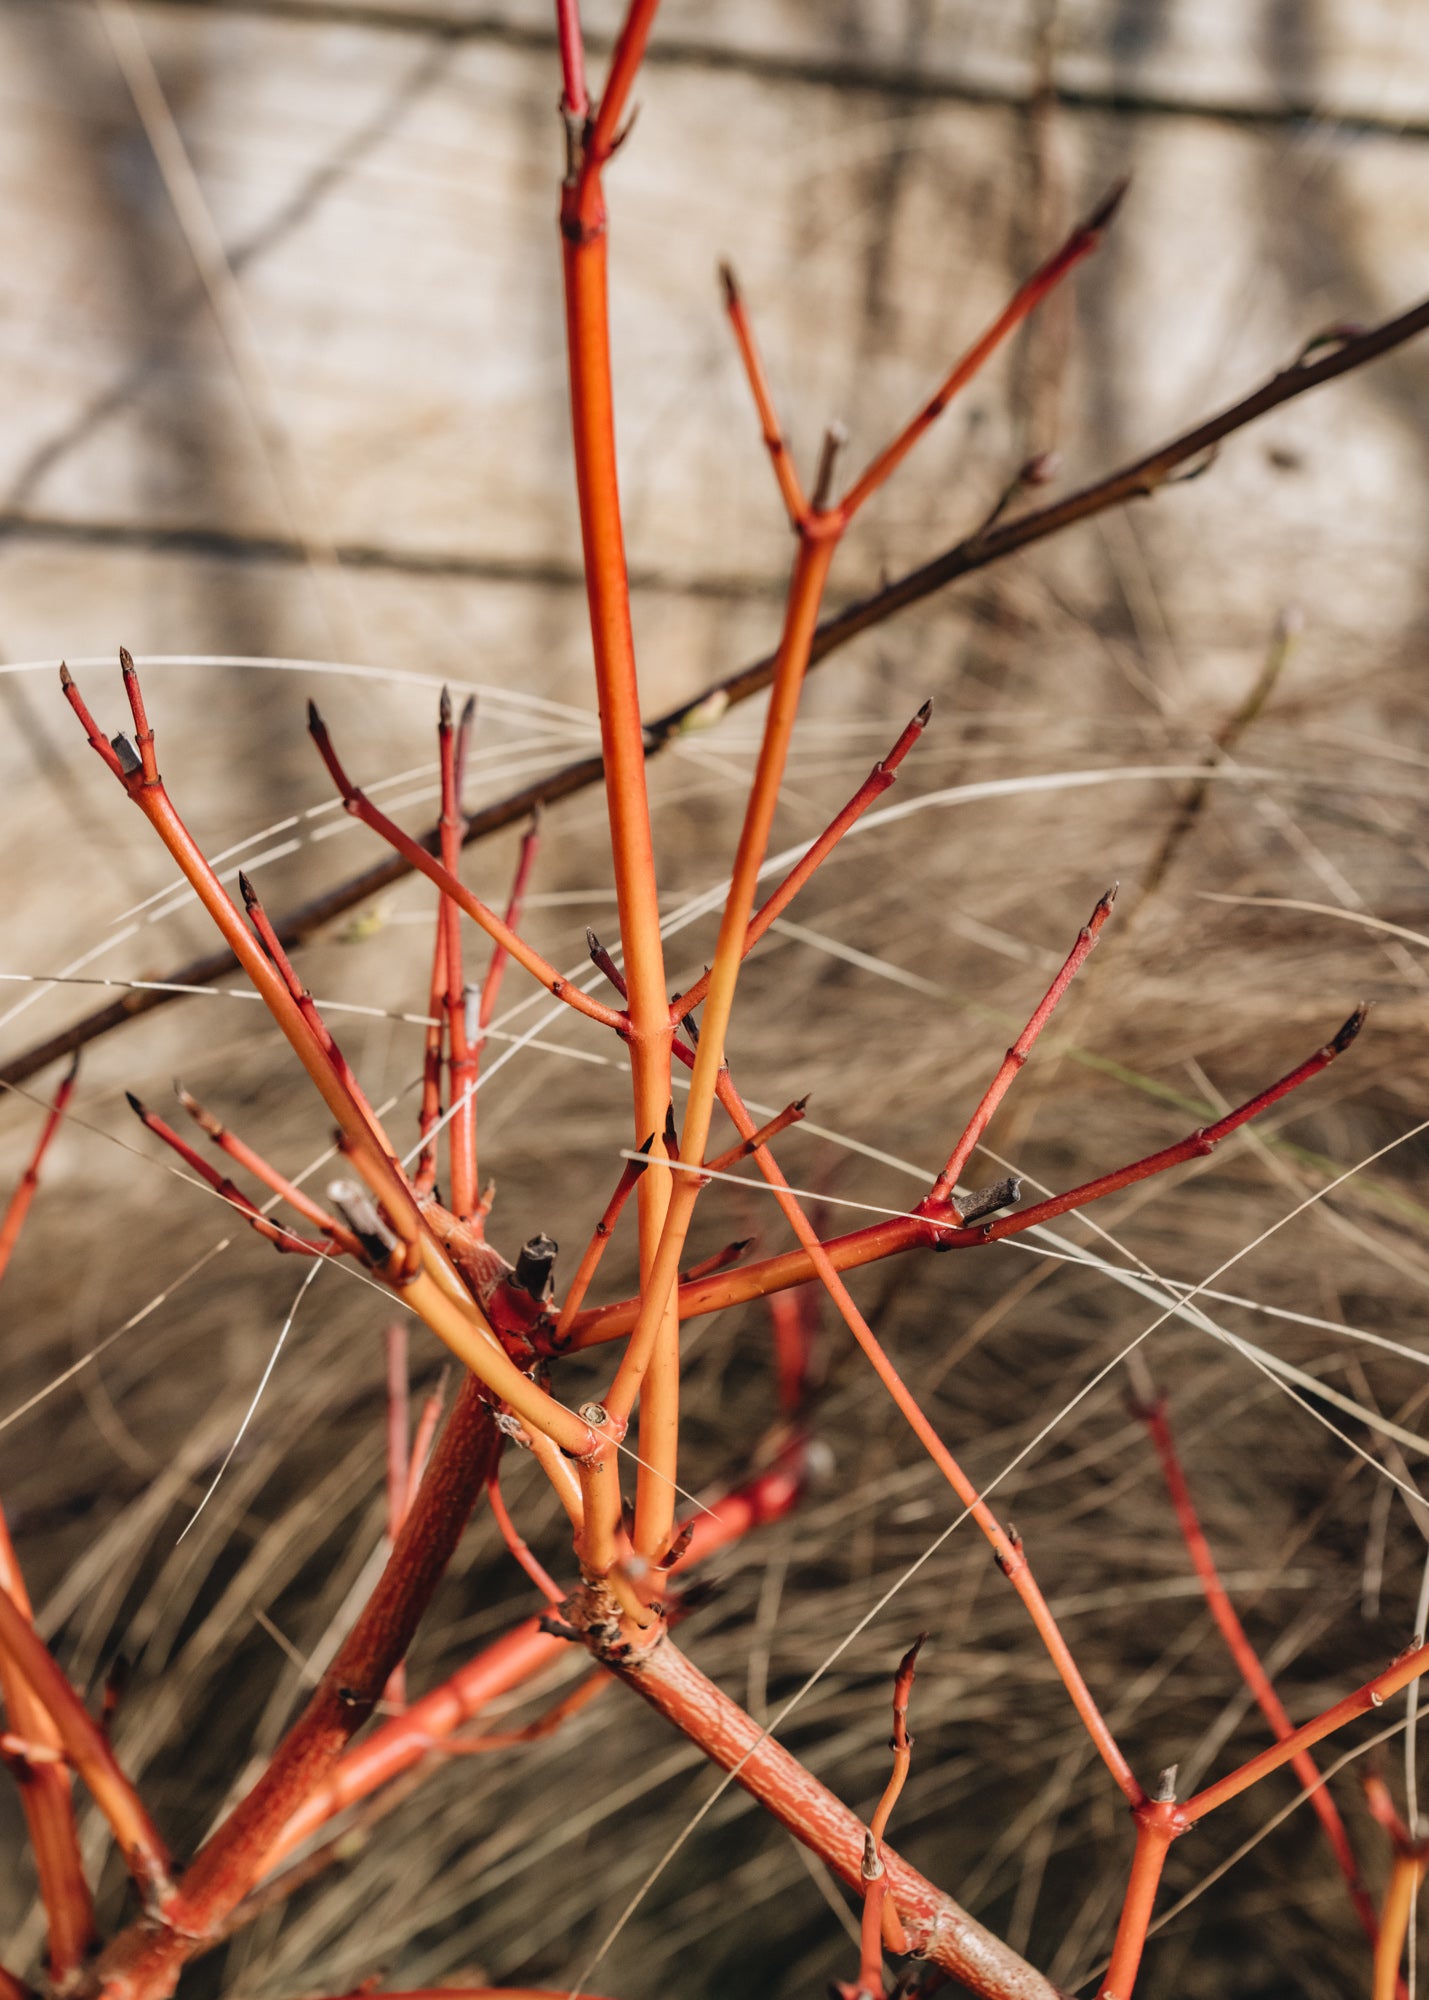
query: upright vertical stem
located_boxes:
[560,27,676,1569]
[1098,1805,1180,2000]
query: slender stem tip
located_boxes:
[237,871,259,910]
[439,685,453,731]
[914,698,934,728]
[459,693,476,731]
[119,645,137,677]
[718,259,739,310]
[306,699,324,736]
[1083,175,1130,236]
[899,1631,928,1676]
[124,1090,148,1120]
[58,661,72,689]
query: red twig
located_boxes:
[1097,1791,1181,2000]
[552,1140,652,1343]
[705,1098,807,1175]
[0,1055,78,1288]
[924,886,1115,1207]
[488,1471,565,1605]
[174,1085,362,1255]
[1187,1636,1429,1824]
[719,261,808,526]
[554,0,587,119]
[126,1093,335,1256]
[383,1323,412,1709]
[1135,1387,1376,1944]
[306,703,625,1035]
[15,295,1429,1100]
[0,1580,173,1914]
[671,703,931,1021]
[92,1381,503,1996]
[258,1445,805,1875]
[567,1006,1366,1348]
[843,1635,927,1996]
[701,1070,1144,1808]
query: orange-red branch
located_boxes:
[615,1635,1060,2000]
[720,262,808,525]
[1097,1800,1182,2000]
[0,1580,173,1913]
[704,1074,1143,1807]
[127,1095,335,1256]
[1138,1393,1375,1943]
[306,705,625,1035]
[0,1510,95,1981]
[0,1056,78,1287]
[672,702,930,1020]
[175,1086,361,1255]
[926,886,1114,1206]
[569,1005,1366,1347]
[1185,1636,1429,1824]
[553,1141,652,1341]
[62,661,429,1271]
[836,182,1124,522]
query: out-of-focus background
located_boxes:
[1,3,1428,1995]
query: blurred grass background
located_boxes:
[1,3,1428,1995]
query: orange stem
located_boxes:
[720,261,808,524]
[1375,1852,1428,2000]
[1097,1802,1180,2000]
[1184,1635,1429,1823]
[709,1071,1144,1806]
[0,1510,95,1979]
[0,1580,173,1913]
[671,700,930,1020]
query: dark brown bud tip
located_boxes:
[306,699,323,735]
[119,645,136,675]
[792,1094,810,1114]
[58,662,72,689]
[914,697,934,728]
[1332,1003,1369,1054]
[718,259,739,309]
[586,927,602,957]
[1101,882,1119,909]
[63,1050,81,1082]
[237,871,258,910]
[459,693,476,731]
[1018,449,1061,488]
[439,685,452,730]
[1084,175,1130,236]
[124,1090,148,1120]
